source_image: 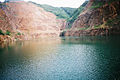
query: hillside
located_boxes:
[0,1,64,42]
[30,2,76,20]
[63,0,120,36]
[5,0,23,1]
[66,1,89,28]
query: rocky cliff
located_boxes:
[0,1,63,42]
[64,0,120,36]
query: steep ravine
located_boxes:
[63,0,120,36]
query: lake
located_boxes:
[0,36,120,80]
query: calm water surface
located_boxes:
[0,36,120,80]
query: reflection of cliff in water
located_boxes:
[0,38,61,53]
[0,36,120,80]
[0,38,61,79]
[61,36,120,45]
[0,38,61,65]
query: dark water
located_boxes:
[0,36,120,80]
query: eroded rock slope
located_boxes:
[64,0,120,36]
[0,1,63,42]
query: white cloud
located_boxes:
[25,0,85,8]
[0,0,4,2]
[0,0,85,8]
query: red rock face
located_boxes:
[57,19,66,30]
[90,0,109,1]
[0,1,63,40]
[0,8,12,31]
[72,1,120,28]
[64,1,120,36]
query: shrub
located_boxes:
[17,32,21,35]
[6,30,11,35]
[0,30,5,35]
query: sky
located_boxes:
[0,0,86,8]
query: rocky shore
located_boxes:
[62,27,120,36]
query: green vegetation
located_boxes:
[30,1,76,20]
[0,30,12,36]
[39,4,70,19]
[6,30,11,35]
[106,19,113,26]
[67,1,88,28]
[108,0,120,5]
[90,2,104,9]
[0,30,5,35]
[17,32,21,35]
[0,2,8,8]
[106,16,120,26]
[29,1,88,28]
[94,25,101,29]
[67,6,84,27]
[61,7,76,17]
[90,0,120,9]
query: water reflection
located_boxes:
[0,36,120,80]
